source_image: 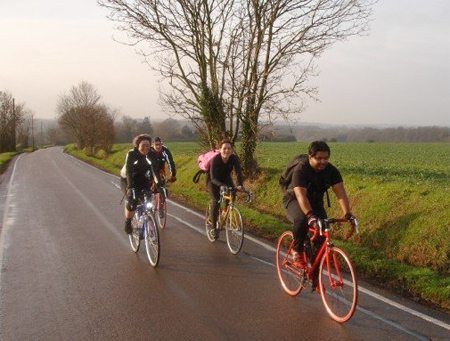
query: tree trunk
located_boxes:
[199,83,226,149]
[240,115,259,179]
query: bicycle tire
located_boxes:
[225,206,244,254]
[128,214,140,252]
[144,213,160,267]
[276,231,304,296]
[205,206,217,242]
[319,246,358,323]
[155,194,167,229]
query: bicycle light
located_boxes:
[146,201,153,210]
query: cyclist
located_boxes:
[120,134,162,234]
[283,141,356,285]
[207,138,244,239]
[152,136,177,183]
[151,136,176,218]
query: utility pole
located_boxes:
[31,112,35,150]
[12,98,16,151]
[40,121,43,147]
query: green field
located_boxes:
[64,142,450,311]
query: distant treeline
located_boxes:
[34,117,450,147]
[260,125,450,143]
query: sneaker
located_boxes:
[124,219,132,234]
[291,251,307,269]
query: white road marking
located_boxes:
[0,154,23,332]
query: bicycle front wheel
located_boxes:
[144,213,160,267]
[155,194,167,229]
[319,247,358,323]
[225,206,244,255]
[128,214,140,252]
[276,231,304,296]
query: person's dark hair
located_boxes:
[308,140,330,157]
[219,138,232,148]
[154,136,162,143]
[133,134,152,148]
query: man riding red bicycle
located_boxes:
[282,141,357,289]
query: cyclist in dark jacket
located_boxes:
[152,136,176,182]
[285,141,356,285]
[207,139,244,239]
[120,134,161,234]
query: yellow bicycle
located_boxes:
[205,187,252,254]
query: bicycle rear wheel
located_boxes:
[155,194,167,229]
[276,231,304,296]
[128,214,140,252]
[225,206,244,254]
[205,206,217,242]
[319,247,357,323]
[144,213,160,267]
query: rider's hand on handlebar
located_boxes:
[344,212,356,223]
[344,212,357,239]
[306,211,318,228]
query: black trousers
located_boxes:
[285,199,326,253]
[207,180,233,228]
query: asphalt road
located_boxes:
[0,147,448,340]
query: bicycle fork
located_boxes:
[325,247,344,289]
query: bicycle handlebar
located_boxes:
[220,187,253,203]
[317,217,359,236]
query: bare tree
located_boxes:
[114,115,139,143]
[16,111,34,149]
[99,0,374,176]
[154,118,182,140]
[0,90,27,152]
[140,116,154,135]
[57,82,116,154]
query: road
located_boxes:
[0,147,448,340]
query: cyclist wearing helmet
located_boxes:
[284,141,356,288]
[207,139,244,239]
[120,134,162,234]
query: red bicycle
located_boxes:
[276,218,359,323]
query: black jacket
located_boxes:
[152,145,176,177]
[122,148,161,190]
[208,153,243,188]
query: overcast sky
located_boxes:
[1,0,449,126]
